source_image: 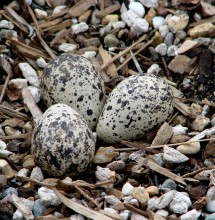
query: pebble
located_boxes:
[168,14,189,33]
[0,20,14,29]
[160,179,177,191]
[27,86,41,103]
[4,126,21,136]
[194,170,211,180]
[32,199,48,217]
[180,209,201,220]
[103,207,119,217]
[102,14,119,24]
[145,186,159,196]
[129,150,145,161]
[107,160,125,171]
[36,57,47,68]
[0,140,6,150]
[169,191,192,214]
[206,186,215,202]
[189,23,215,38]
[156,209,169,218]
[0,159,15,179]
[0,175,7,190]
[152,16,165,29]
[104,195,122,205]
[191,115,210,131]
[72,22,89,34]
[58,43,77,52]
[121,10,139,27]
[120,210,130,220]
[0,29,18,39]
[164,32,174,46]
[206,213,215,220]
[122,182,134,196]
[112,21,126,29]
[155,43,167,56]
[177,142,201,154]
[129,2,145,17]
[95,166,114,182]
[104,34,120,47]
[163,146,189,163]
[38,187,61,206]
[206,200,215,213]
[147,64,161,75]
[159,25,169,38]
[34,9,47,19]
[139,0,158,8]
[172,125,188,135]
[131,213,148,220]
[82,51,97,59]
[9,78,28,89]
[22,157,35,169]
[167,45,178,56]
[132,187,150,204]
[13,209,24,220]
[19,63,40,88]
[17,168,30,177]
[0,187,18,199]
[176,30,187,40]
[131,18,149,34]
[30,166,44,182]
[52,5,67,15]
[177,39,198,54]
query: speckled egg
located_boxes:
[41,54,106,129]
[96,75,174,144]
[31,104,95,177]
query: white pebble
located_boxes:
[19,63,40,88]
[139,0,158,8]
[163,146,189,163]
[38,187,62,206]
[58,43,77,52]
[104,207,119,216]
[129,150,145,161]
[206,200,215,213]
[0,140,6,150]
[120,210,130,220]
[112,21,126,30]
[0,20,14,29]
[30,166,44,182]
[122,182,134,196]
[104,195,122,205]
[72,22,89,34]
[169,192,192,214]
[121,10,139,27]
[172,124,188,135]
[13,209,23,220]
[34,9,47,19]
[95,166,113,182]
[159,25,169,38]
[153,16,165,29]
[180,209,201,220]
[82,51,97,59]
[27,86,41,103]
[36,57,47,68]
[147,64,161,75]
[131,18,149,34]
[52,5,67,15]
[129,2,145,17]
[167,45,178,57]
[206,186,215,202]
[17,168,30,177]
[156,209,169,218]
[155,43,167,56]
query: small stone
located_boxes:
[0,29,17,39]
[104,207,119,217]
[180,209,201,220]
[206,186,215,202]
[34,9,47,19]
[9,78,28,89]
[169,191,192,214]
[112,21,126,29]
[17,168,30,177]
[131,18,149,34]
[176,30,187,40]
[0,140,6,150]
[72,22,89,34]
[132,187,150,204]
[95,166,115,182]
[4,126,21,136]
[32,199,48,217]
[0,187,18,199]
[104,34,119,47]
[52,5,67,15]
[104,195,122,205]
[22,157,35,170]
[139,0,158,8]
[206,200,215,213]
[19,63,40,88]
[131,213,148,220]
[163,146,189,163]
[107,160,125,171]
[58,43,77,53]
[144,8,156,26]
[0,159,15,179]
[145,186,159,196]
[177,142,201,155]
[91,9,101,25]
[168,14,189,33]
[102,15,119,25]
[168,55,191,74]
[160,179,177,191]
[0,20,14,29]
[122,182,134,196]
[155,43,167,56]
[189,23,215,38]
[13,209,24,220]
[152,16,165,29]
[129,150,145,161]
[30,166,44,182]
[129,2,145,17]
[159,25,169,38]
[194,170,211,180]
[177,40,198,54]
[38,187,61,206]
[206,213,215,220]
[36,57,47,68]
[167,45,178,57]
[24,122,33,133]
[164,32,174,46]
[27,86,41,103]
[156,209,169,218]
[120,210,130,220]
[147,64,161,75]
[172,125,188,135]
[191,115,210,131]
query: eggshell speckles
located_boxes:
[41,54,106,129]
[96,75,174,144]
[31,104,95,177]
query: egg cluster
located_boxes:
[31,54,174,177]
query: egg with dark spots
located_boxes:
[41,54,106,129]
[96,75,174,144]
[31,104,95,177]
